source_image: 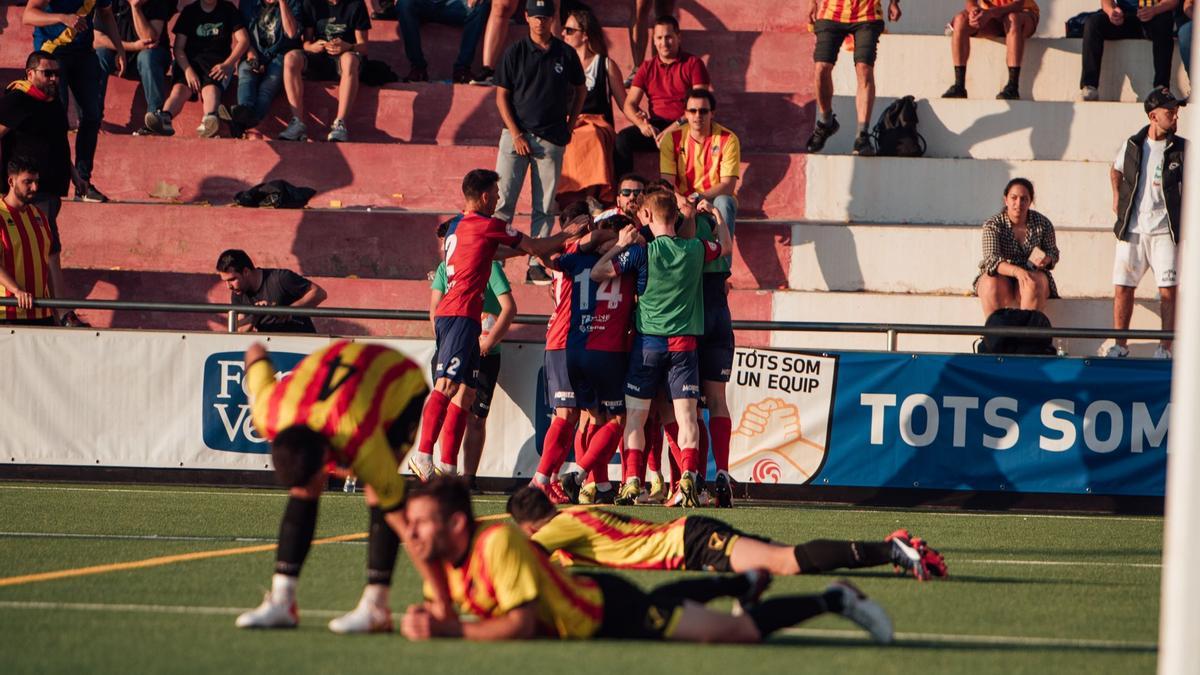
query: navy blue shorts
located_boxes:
[700,301,734,383]
[625,335,701,401]
[544,349,628,414]
[433,316,481,388]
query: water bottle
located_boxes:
[343,475,358,493]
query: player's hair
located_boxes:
[435,217,453,239]
[654,15,680,33]
[215,249,255,273]
[567,6,607,56]
[7,156,39,178]
[462,169,500,200]
[618,173,648,188]
[559,200,591,228]
[25,50,56,72]
[1003,177,1035,202]
[686,88,717,112]
[644,190,678,224]
[408,475,475,525]
[270,425,329,488]
[506,486,557,524]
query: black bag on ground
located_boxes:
[872,95,926,157]
[1065,11,1101,38]
[977,308,1056,355]
[234,179,316,209]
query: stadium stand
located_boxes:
[0,0,1183,354]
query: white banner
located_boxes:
[0,328,547,478]
[726,348,838,486]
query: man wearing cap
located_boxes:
[1105,89,1187,359]
[493,0,586,285]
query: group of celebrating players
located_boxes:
[230,168,947,644]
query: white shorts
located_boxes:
[1112,233,1179,288]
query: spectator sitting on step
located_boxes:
[1078,0,1178,102]
[0,158,59,327]
[659,89,739,232]
[804,0,902,156]
[494,0,586,284]
[277,0,372,142]
[226,0,303,138]
[395,0,491,84]
[941,0,1039,101]
[556,5,630,208]
[973,177,1059,319]
[216,248,328,333]
[95,0,177,135]
[1178,0,1194,97]
[145,0,250,138]
[615,15,710,180]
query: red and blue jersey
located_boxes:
[436,212,523,321]
[546,250,636,353]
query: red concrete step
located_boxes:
[57,201,791,291]
[87,135,807,218]
[98,76,812,151]
[64,267,773,345]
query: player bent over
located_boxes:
[400,477,896,644]
[234,340,451,632]
[508,486,948,580]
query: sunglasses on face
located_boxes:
[562,26,581,35]
[33,68,61,77]
[619,188,643,197]
[686,108,711,115]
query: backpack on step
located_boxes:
[872,95,926,157]
[976,308,1057,355]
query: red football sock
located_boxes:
[697,415,710,480]
[580,420,621,475]
[437,403,468,467]
[417,390,451,455]
[667,446,680,484]
[536,416,573,478]
[664,422,684,474]
[710,416,732,473]
[682,446,700,474]
[622,447,645,483]
[645,416,663,478]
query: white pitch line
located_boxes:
[957,558,1161,569]
[0,601,1158,651]
[0,485,512,504]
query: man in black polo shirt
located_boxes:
[494,0,585,284]
[216,249,327,333]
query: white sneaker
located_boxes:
[1080,85,1099,101]
[408,452,434,481]
[278,116,308,141]
[235,592,298,629]
[1154,345,1173,359]
[197,113,219,138]
[1104,344,1130,358]
[327,119,349,142]
[328,600,392,634]
[828,580,893,644]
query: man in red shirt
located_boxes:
[410,169,584,480]
[615,15,711,180]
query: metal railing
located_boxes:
[0,297,1173,352]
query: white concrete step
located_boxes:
[823,96,1153,161]
[788,222,1160,299]
[768,290,1168,356]
[832,34,1190,103]
[895,0,1101,39]
[804,155,1116,227]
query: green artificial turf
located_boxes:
[0,482,1162,674]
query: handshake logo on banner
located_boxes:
[201,351,305,453]
[728,349,838,485]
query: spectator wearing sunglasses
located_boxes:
[616,173,647,220]
[658,89,739,231]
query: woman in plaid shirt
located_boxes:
[973,177,1060,317]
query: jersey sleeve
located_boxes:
[487,261,512,296]
[689,54,711,87]
[495,43,520,91]
[484,218,525,248]
[352,0,371,30]
[530,513,588,555]
[245,358,279,437]
[631,60,649,91]
[226,1,247,30]
[658,130,677,177]
[431,262,448,293]
[702,238,722,263]
[482,527,543,613]
[720,133,741,178]
[172,5,195,35]
[277,269,313,304]
[614,244,647,275]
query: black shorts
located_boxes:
[813,19,885,66]
[700,303,734,384]
[586,573,682,641]
[304,51,360,81]
[682,516,764,572]
[172,54,232,91]
[470,352,502,418]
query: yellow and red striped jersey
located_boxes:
[531,507,688,570]
[246,341,428,510]
[0,201,53,322]
[817,0,882,23]
[979,0,1039,15]
[441,523,605,639]
[659,122,741,196]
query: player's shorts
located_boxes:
[1113,232,1178,288]
[681,516,762,572]
[625,335,701,401]
[471,352,502,419]
[586,572,684,641]
[701,285,734,384]
[434,316,481,387]
[813,19,885,65]
[545,349,629,414]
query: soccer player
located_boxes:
[410,168,584,480]
[577,191,731,507]
[508,486,948,579]
[399,476,896,644]
[234,340,452,633]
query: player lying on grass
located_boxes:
[507,486,948,580]
[234,340,452,632]
[398,476,895,644]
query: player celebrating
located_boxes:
[507,486,947,579]
[399,477,896,644]
[694,199,736,507]
[234,340,451,633]
[410,169,583,480]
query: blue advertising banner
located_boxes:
[816,353,1171,496]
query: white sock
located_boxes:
[533,473,550,485]
[361,583,389,608]
[596,481,613,491]
[436,461,457,475]
[271,574,297,603]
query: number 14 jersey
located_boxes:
[546,250,636,353]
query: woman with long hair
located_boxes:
[974,177,1061,317]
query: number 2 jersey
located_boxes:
[436,212,524,322]
[546,247,636,352]
[246,341,429,510]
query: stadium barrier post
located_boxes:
[1158,62,1200,674]
[885,329,897,352]
[226,311,237,333]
